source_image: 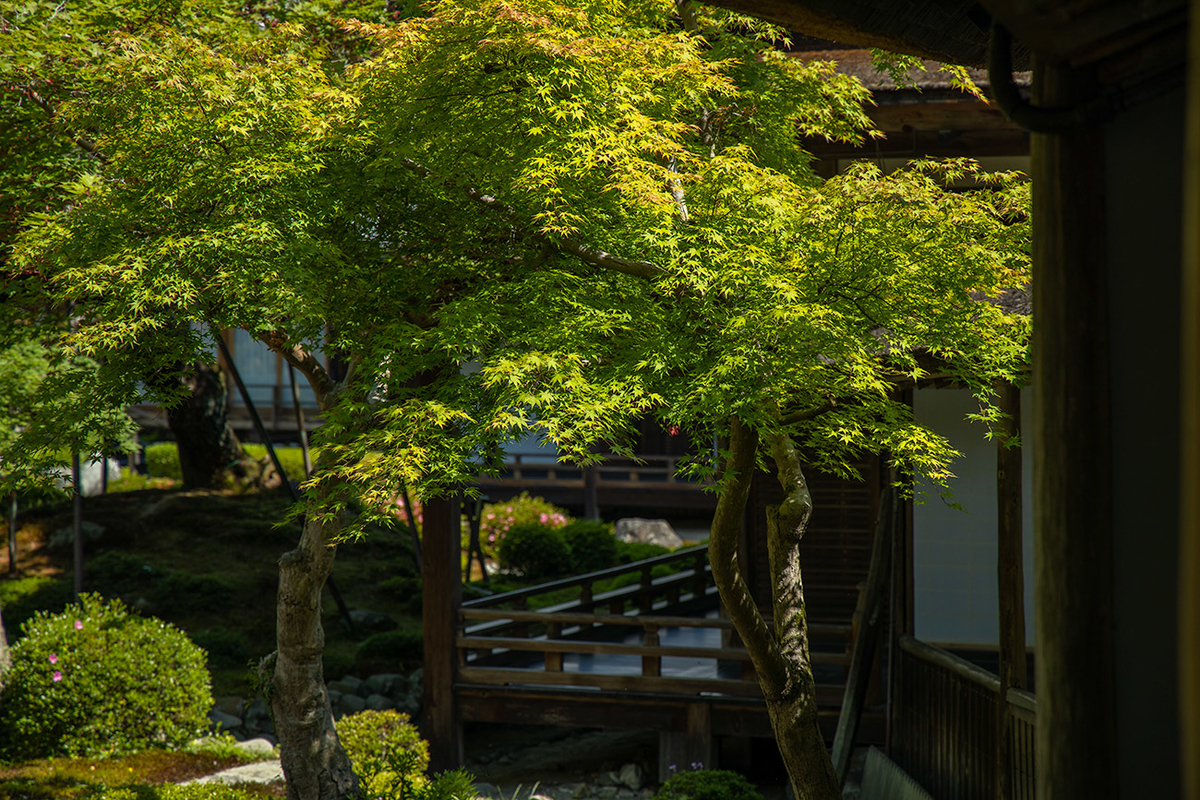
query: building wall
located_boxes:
[911,387,1034,646]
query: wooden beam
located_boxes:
[996,381,1026,800]
[422,495,462,772]
[1180,1,1200,797]
[1030,56,1118,800]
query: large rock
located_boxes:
[328,675,367,697]
[614,518,682,549]
[617,764,645,791]
[349,609,398,632]
[365,693,394,711]
[48,520,105,551]
[365,673,405,697]
[208,708,243,733]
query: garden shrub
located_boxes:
[355,623,424,673]
[143,443,182,480]
[191,629,252,669]
[561,520,618,574]
[85,785,262,800]
[0,594,213,760]
[471,493,571,558]
[496,523,572,580]
[656,769,763,800]
[616,540,671,564]
[241,444,313,482]
[337,710,430,798]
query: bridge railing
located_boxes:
[892,635,1037,800]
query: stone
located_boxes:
[366,673,405,696]
[341,693,367,713]
[326,689,343,705]
[617,764,645,791]
[613,518,683,549]
[365,693,393,711]
[597,788,619,800]
[214,695,245,717]
[48,458,121,498]
[243,697,272,734]
[208,708,243,733]
[48,520,106,551]
[235,737,277,757]
[184,760,285,785]
[328,676,367,696]
[572,784,594,800]
[349,609,398,632]
[598,772,621,787]
[472,783,501,799]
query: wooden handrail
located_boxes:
[463,544,709,608]
[898,634,1002,693]
[461,607,732,629]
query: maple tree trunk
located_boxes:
[166,361,248,489]
[272,513,359,800]
[708,419,840,800]
[0,602,11,695]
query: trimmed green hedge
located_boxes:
[143,442,313,481]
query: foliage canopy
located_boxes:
[8,0,1029,523]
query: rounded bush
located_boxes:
[0,593,213,759]
[471,493,571,559]
[656,769,764,800]
[496,523,572,580]
[337,710,430,797]
[355,624,424,673]
[561,520,618,574]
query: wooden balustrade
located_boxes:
[478,454,707,488]
[893,635,1037,800]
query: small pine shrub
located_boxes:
[561,520,618,574]
[337,710,430,799]
[472,493,571,559]
[144,443,182,480]
[0,594,213,760]
[496,523,572,580]
[423,768,481,800]
[656,769,763,800]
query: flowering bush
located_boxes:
[0,594,212,760]
[470,492,571,559]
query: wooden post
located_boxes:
[642,623,661,677]
[1181,2,1200,796]
[583,465,599,521]
[831,483,894,785]
[72,452,83,599]
[422,495,462,772]
[658,702,715,781]
[996,381,1026,799]
[1030,57,1118,800]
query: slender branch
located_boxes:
[399,157,665,280]
[780,398,840,426]
[260,330,339,411]
[17,85,108,162]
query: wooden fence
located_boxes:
[893,635,1037,800]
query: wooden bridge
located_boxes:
[448,545,883,778]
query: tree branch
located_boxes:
[708,417,792,699]
[400,157,665,280]
[261,330,339,411]
[17,84,108,163]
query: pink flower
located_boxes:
[48,654,57,664]
[540,513,549,523]
[53,671,62,682]
[74,620,83,630]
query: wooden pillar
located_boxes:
[658,702,715,781]
[422,495,462,772]
[996,382,1026,800]
[1180,2,1200,796]
[1030,59,1118,799]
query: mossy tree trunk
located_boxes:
[708,419,840,800]
[166,361,250,489]
[272,512,360,800]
